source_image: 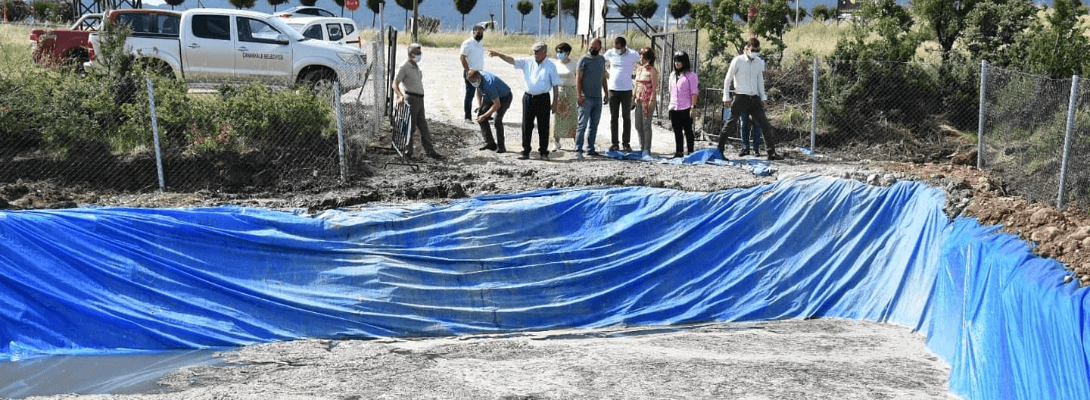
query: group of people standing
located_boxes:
[393,26,782,162]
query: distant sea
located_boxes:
[138,0,1051,36]
[139,0,842,36]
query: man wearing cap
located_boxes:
[488,42,561,160]
[393,43,443,160]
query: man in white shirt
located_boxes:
[603,36,641,152]
[489,42,562,160]
[460,25,486,123]
[719,38,782,161]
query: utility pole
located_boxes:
[412,0,418,42]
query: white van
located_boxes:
[281,16,360,46]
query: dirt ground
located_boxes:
[4,46,1080,399]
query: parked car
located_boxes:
[27,13,103,68]
[280,16,360,46]
[276,6,336,18]
[85,8,368,90]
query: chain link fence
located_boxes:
[6,21,1090,211]
[1,28,386,192]
[979,62,1090,210]
[699,58,979,163]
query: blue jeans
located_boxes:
[575,97,603,153]
[464,76,477,120]
[740,111,763,151]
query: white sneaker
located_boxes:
[553,138,563,152]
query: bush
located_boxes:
[1,0,31,22]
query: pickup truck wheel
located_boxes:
[139,60,173,78]
[302,69,336,92]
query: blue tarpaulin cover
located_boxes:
[1,175,1087,399]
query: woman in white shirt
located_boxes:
[551,42,578,151]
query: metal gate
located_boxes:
[650,29,699,119]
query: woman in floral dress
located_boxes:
[632,47,659,156]
[551,42,578,151]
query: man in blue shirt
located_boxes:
[489,42,562,160]
[467,69,513,153]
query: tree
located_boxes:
[618,2,638,32]
[959,0,1034,67]
[542,0,557,34]
[229,0,256,9]
[332,0,345,15]
[811,3,830,22]
[831,0,919,63]
[1010,0,1090,77]
[368,0,383,27]
[560,0,577,34]
[750,0,793,46]
[395,0,422,30]
[636,0,658,20]
[517,0,533,32]
[689,0,747,92]
[165,0,186,10]
[912,0,984,62]
[301,0,317,6]
[454,0,477,31]
[667,0,690,30]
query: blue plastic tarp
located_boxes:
[1,175,1088,399]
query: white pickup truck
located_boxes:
[86,8,368,89]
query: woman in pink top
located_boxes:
[632,47,659,156]
[668,51,699,157]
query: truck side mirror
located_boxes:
[275,34,289,44]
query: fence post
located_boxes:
[810,57,818,151]
[977,60,987,169]
[334,81,347,184]
[146,77,165,190]
[1057,74,1081,209]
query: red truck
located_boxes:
[28,9,179,71]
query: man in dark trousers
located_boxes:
[488,42,561,160]
[719,38,783,161]
[467,69,513,154]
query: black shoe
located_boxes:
[427,152,445,160]
[622,144,632,152]
[738,149,750,156]
[766,151,784,161]
[496,146,506,153]
[518,153,530,160]
[608,144,619,151]
[540,152,549,160]
[755,150,762,157]
[480,143,497,151]
[586,150,599,156]
[674,152,684,158]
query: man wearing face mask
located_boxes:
[719,38,782,161]
[573,37,609,160]
[603,36,641,152]
[467,69,513,154]
[488,42,561,161]
[393,43,443,160]
[460,25,487,124]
